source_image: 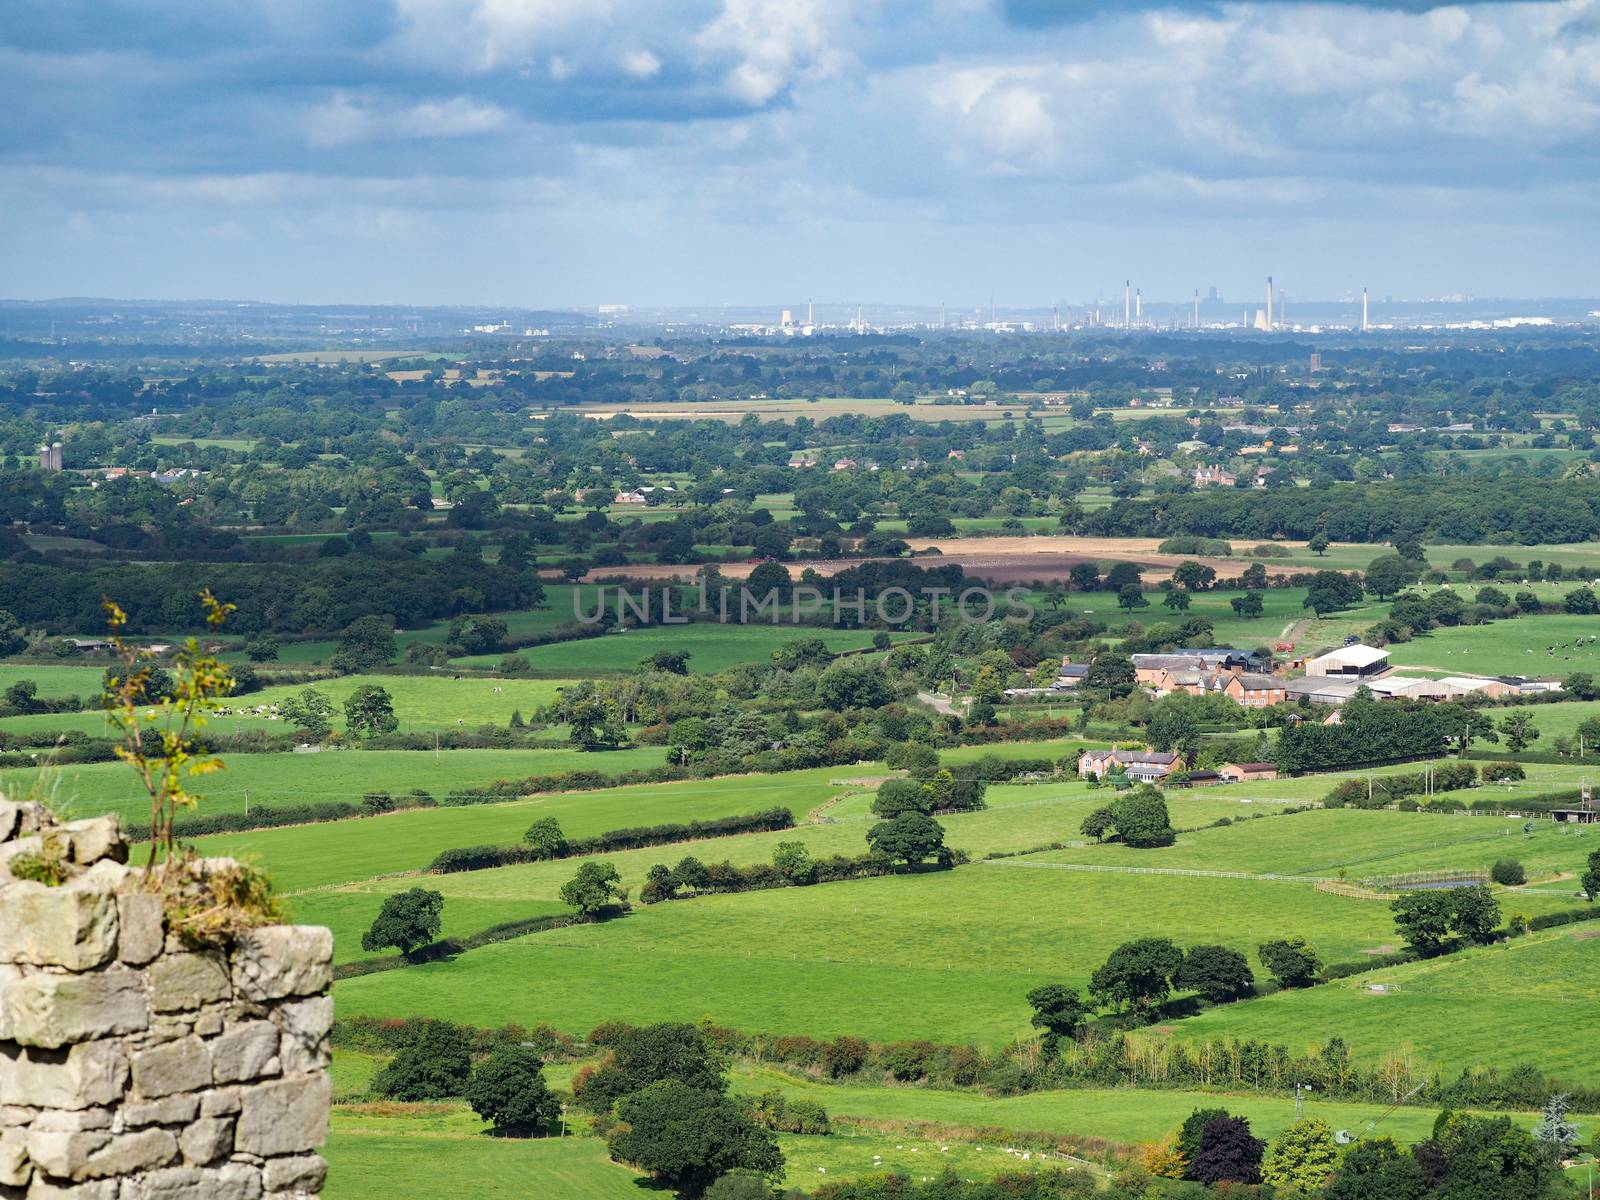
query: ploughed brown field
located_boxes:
[562,536,1267,585]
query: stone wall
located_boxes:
[0,800,332,1200]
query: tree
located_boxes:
[1177,1107,1231,1172]
[569,697,627,749]
[1117,583,1149,612]
[372,1021,472,1100]
[1262,1118,1338,1194]
[1364,554,1419,600]
[1080,806,1116,841]
[1162,588,1191,612]
[465,1045,560,1136]
[1172,561,1217,592]
[1240,562,1269,589]
[279,686,334,739]
[771,841,817,885]
[577,1022,727,1114]
[1308,531,1330,557]
[1108,787,1175,848]
[523,817,568,860]
[361,888,444,958]
[1084,650,1136,698]
[1323,1136,1426,1200]
[243,634,280,662]
[1106,562,1144,592]
[1069,562,1101,592]
[1532,1093,1579,1164]
[1191,1115,1265,1185]
[1498,710,1539,753]
[1303,570,1364,615]
[344,684,398,738]
[1089,937,1183,1016]
[1257,936,1321,988]
[1176,944,1255,1004]
[1391,885,1500,955]
[0,609,26,657]
[1431,1111,1550,1200]
[2,679,38,713]
[608,1081,783,1198]
[560,861,625,915]
[1581,848,1600,901]
[1025,983,1089,1054]
[1230,591,1264,617]
[639,649,691,675]
[1564,586,1600,615]
[865,811,946,868]
[330,614,397,673]
[1147,705,1199,758]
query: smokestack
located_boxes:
[1135,288,1143,323]
[1361,287,1369,332]
[1193,288,1200,329]
[807,299,813,325]
[1266,276,1274,331]
[1124,280,1131,329]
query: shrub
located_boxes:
[822,1036,869,1078]
[1482,761,1525,783]
[1490,858,1526,887]
[372,1021,473,1100]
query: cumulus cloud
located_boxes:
[1,0,1597,300]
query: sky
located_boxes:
[2,0,1598,308]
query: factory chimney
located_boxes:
[1361,287,1369,332]
[1266,276,1274,331]
[1124,280,1131,329]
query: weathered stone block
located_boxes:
[114,892,164,967]
[271,998,330,1075]
[230,930,330,1003]
[124,1164,262,1200]
[59,821,123,868]
[233,1075,328,1158]
[0,883,118,972]
[200,1088,240,1118]
[0,1128,28,1188]
[25,1129,174,1181]
[22,1176,118,1198]
[25,1114,107,1134]
[177,1117,233,1166]
[0,799,20,843]
[121,1095,198,1129]
[0,1042,128,1110]
[130,1039,210,1099]
[0,967,147,1049]
[261,1155,325,1194]
[149,954,229,1014]
[210,1023,278,1085]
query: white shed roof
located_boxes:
[1308,644,1389,669]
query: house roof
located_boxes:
[1225,762,1276,773]
[1307,644,1389,669]
[1230,673,1283,690]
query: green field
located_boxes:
[333,862,1399,1045]
[13,745,669,826]
[1385,613,1600,677]
[1171,928,1596,1079]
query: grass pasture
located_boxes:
[1169,927,1596,1080]
[333,862,1400,1045]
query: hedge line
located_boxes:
[428,807,796,874]
[640,851,962,903]
[333,912,593,980]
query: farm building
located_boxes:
[1184,769,1224,787]
[1078,748,1186,784]
[1304,644,1390,677]
[1435,676,1519,699]
[1364,675,1455,701]
[1283,676,1367,706]
[1219,762,1279,783]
